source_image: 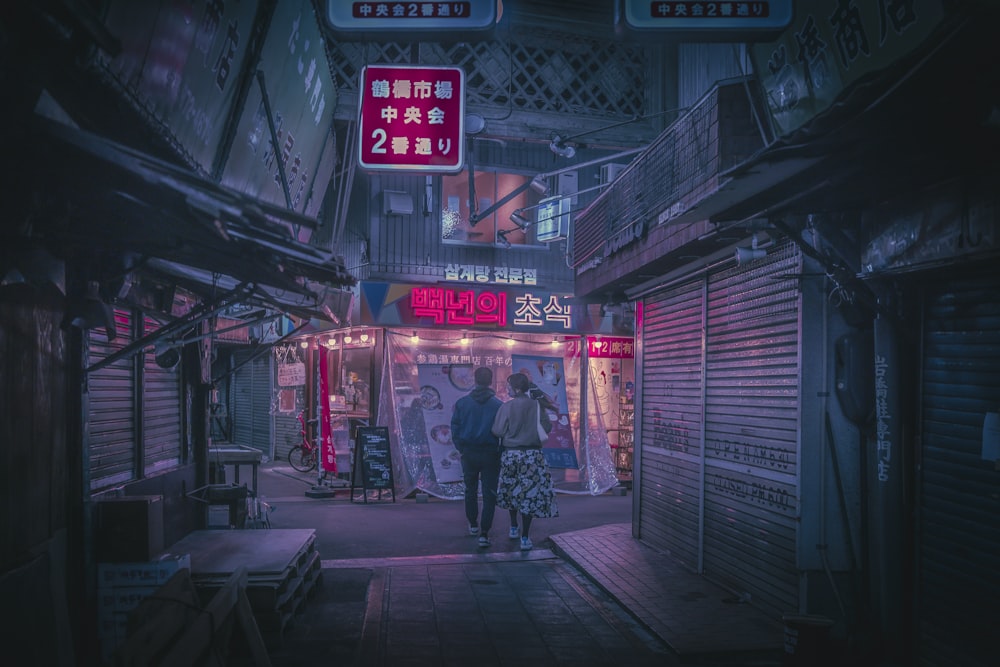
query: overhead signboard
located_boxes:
[357,64,465,173]
[326,1,497,35]
[220,0,336,221]
[750,0,944,136]
[100,0,261,173]
[623,0,793,33]
[535,197,569,243]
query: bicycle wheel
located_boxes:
[288,445,317,472]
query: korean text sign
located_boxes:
[357,64,465,173]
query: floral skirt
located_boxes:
[496,449,559,518]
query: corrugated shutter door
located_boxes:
[88,309,136,490]
[918,273,1000,667]
[231,350,273,457]
[142,315,182,473]
[638,279,704,569]
[703,241,800,617]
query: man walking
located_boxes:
[450,367,503,547]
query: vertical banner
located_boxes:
[415,364,465,483]
[511,354,577,468]
[319,346,337,473]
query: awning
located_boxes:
[6,115,355,324]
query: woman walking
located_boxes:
[491,372,559,551]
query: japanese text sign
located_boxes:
[750,0,943,136]
[327,2,496,33]
[357,64,465,173]
[566,336,635,359]
[623,1,792,32]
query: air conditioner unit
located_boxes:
[383,190,414,215]
[600,163,627,185]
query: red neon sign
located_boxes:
[587,336,635,359]
[357,64,465,173]
[411,287,507,326]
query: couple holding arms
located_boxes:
[450,368,559,550]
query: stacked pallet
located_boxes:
[162,529,322,646]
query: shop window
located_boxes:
[441,168,545,247]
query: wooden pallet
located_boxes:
[162,529,321,647]
[114,566,271,666]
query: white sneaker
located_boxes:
[478,535,490,548]
[508,526,519,540]
[520,536,533,551]
[468,524,480,536]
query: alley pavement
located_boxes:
[240,461,787,666]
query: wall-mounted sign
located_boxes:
[570,336,636,359]
[277,361,307,387]
[326,1,497,34]
[623,0,792,32]
[444,263,537,285]
[357,64,465,173]
[535,197,569,243]
[359,281,625,334]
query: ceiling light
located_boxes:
[411,331,419,343]
[344,335,353,344]
[299,340,309,349]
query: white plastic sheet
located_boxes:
[377,330,619,499]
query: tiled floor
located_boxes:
[550,523,784,661]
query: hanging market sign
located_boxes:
[357,64,465,173]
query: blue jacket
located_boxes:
[450,386,502,453]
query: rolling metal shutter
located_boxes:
[231,349,274,457]
[142,315,182,473]
[702,242,800,617]
[87,309,136,490]
[638,279,705,570]
[917,273,1000,667]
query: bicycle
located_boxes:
[287,411,320,472]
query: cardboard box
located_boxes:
[94,495,164,562]
[97,553,191,588]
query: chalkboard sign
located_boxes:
[352,426,396,503]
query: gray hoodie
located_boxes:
[491,394,552,449]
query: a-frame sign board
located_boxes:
[351,426,396,503]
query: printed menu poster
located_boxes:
[415,363,470,483]
[511,354,578,468]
